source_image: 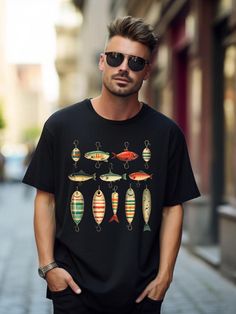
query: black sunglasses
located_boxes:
[104,52,149,72]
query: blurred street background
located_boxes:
[0,0,236,313]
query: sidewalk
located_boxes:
[162,248,236,314]
[0,183,52,314]
[0,183,236,314]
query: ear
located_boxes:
[99,53,105,71]
[143,64,152,80]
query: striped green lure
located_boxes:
[70,190,84,232]
[125,185,136,231]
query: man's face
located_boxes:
[99,35,151,98]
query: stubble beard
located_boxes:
[103,78,143,98]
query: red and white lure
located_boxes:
[109,186,119,223]
[92,186,106,231]
[112,141,138,169]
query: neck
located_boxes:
[91,89,142,121]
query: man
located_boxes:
[23,16,200,314]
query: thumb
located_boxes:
[136,289,148,303]
[66,277,81,294]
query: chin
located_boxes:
[111,90,136,97]
[104,81,139,97]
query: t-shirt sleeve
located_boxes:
[22,124,55,193]
[163,125,200,206]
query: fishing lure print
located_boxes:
[129,170,152,181]
[100,163,126,188]
[112,141,138,169]
[68,170,96,183]
[109,186,119,223]
[142,187,151,232]
[70,190,84,232]
[71,139,81,167]
[125,185,136,231]
[142,140,151,169]
[129,170,153,187]
[92,187,106,232]
[100,169,126,188]
[85,141,110,168]
[85,150,109,162]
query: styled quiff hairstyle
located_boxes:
[107,16,158,54]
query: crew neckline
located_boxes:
[86,98,148,125]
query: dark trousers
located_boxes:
[51,287,163,314]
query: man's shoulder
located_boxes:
[44,99,89,129]
[146,104,182,133]
[48,99,88,121]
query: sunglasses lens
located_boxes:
[106,52,124,67]
[105,52,147,71]
[128,56,146,71]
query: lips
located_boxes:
[114,78,130,83]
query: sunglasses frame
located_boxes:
[104,51,150,72]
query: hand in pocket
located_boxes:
[46,267,81,294]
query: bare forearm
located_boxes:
[157,204,183,280]
[34,190,56,266]
[34,190,81,294]
[136,204,184,302]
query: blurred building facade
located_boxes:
[0,0,59,159]
[0,0,7,145]
[55,0,83,107]
[54,0,112,106]
[76,0,111,98]
[69,0,236,281]
[5,64,46,145]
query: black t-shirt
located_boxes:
[22,99,200,312]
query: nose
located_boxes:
[118,56,129,72]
